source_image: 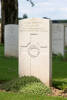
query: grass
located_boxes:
[0,92,67,100]
[0,44,18,81]
[0,44,67,99]
[65,47,67,50]
[52,55,67,90]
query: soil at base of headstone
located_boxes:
[51,87,67,97]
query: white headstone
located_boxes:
[0,24,1,43]
[65,27,67,46]
[19,18,52,86]
[52,24,64,56]
[4,24,18,57]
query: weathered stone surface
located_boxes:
[0,24,1,43]
[52,24,64,56]
[19,18,52,86]
[65,27,67,46]
[4,24,18,57]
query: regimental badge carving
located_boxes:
[28,44,40,58]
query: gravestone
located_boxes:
[52,24,64,56]
[4,24,18,57]
[65,27,67,46]
[19,18,52,86]
[0,24,1,43]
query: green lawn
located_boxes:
[53,55,67,90]
[0,92,67,100]
[0,44,67,99]
[0,44,18,81]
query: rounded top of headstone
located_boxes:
[19,18,51,22]
[5,24,18,29]
[19,18,51,26]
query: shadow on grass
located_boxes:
[53,80,67,90]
